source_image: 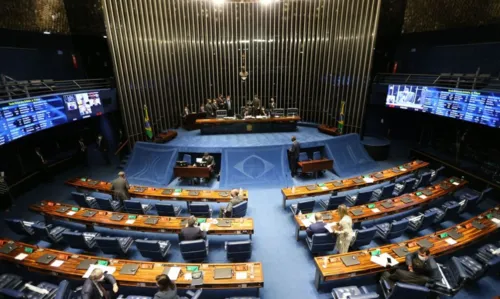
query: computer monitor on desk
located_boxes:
[196,158,203,163]
[287,108,298,117]
[196,162,208,167]
[273,108,284,117]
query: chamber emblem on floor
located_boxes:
[233,155,275,179]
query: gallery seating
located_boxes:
[179,239,208,261]
[124,200,153,214]
[155,203,182,216]
[4,218,38,236]
[95,236,134,256]
[306,233,335,254]
[135,239,171,260]
[290,200,315,215]
[31,222,67,243]
[225,240,252,261]
[61,231,100,251]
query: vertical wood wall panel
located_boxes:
[102,0,381,144]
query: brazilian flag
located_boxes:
[338,101,345,134]
[144,105,153,140]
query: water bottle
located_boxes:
[322,256,327,268]
[249,263,255,279]
[292,186,296,193]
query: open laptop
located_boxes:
[214,268,233,279]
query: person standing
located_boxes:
[0,172,13,211]
[204,99,214,118]
[82,268,119,299]
[154,274,179,299]
[288,136,300,177]
[35,147,51,180]
[219,189,244,217]
[78,137,88,166]
[332,204,354,254]
[96,134,111,165]
[111,171,130,204]
[226,95,233,116]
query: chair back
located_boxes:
[297,200,315,214]
[443,202,460,217]
[356,190,373,205]
[180,239,208,261]
[55,280,72,299]
[156,203,176,216]
[96,197,115,211]
[124,200,145,214]
[231,201,248,218]
[189,203,211,217]
[312,151,321,160]
[298,152,309,162]
[485,256,500,277]
[327,195,346,210]
[401,178,417,194]
[31,223,51,240]
[386,219,409,239]
[431,166,445,182]
[0,273,23,290]
[136,239,163,260]
[95,237,127,255]
[351,226,377,248]
[420,209,438,230]
[71,192,88,207]
[443,257,469,290]
[379,183,395,200]
[5,219,35,236]
[226,240,252,261]
[310,233,335,253]
[182,154,192,165]
[62,231,87,250]
[478,187,493,204]
[387,282,429,299]
[417,172,432,188]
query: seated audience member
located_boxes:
[179,216,206,241]
[381,247,440,287]
[154,274,179,299]
[82,268,119,299]
[219,188,244,217]
[306,213,329,237]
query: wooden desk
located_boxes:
[154,131,177,144]
[30,201,254,239]
[298,159,333,174]
[66,178,249,207]
[318,124,339,136]
[0,239,264,294]
[293,177,467,240]
[174,166,211,179]
[183,112,207,130]
[281,160,429,209]
[313,206,500,290]
[195,116,301,134]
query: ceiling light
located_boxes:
[103,35,107,39]
[213,0,225,5]
[260,0,277,4]
[43,31,51,35]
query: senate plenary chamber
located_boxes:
[0,0,500,298]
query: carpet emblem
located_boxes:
[233,154,275,179]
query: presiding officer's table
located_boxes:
[281,160,429,208]
[195,116,301,134]
[66,178,249,205]
[313,206,500,290]
[293,177,467,240]
[298,158,334,176]
[0,239,264,294]
[174,166,211,179]
[31,201,254,239]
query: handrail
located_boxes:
[114,139,129,156]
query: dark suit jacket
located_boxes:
[253,98,261,109]
[111,177,130,201]
[96,138,109,152]
[225,195,244,213]
[306,221,328,238]
[290,141,300,159]
[179,226,206,241]
[82,274,117,299]
[405,252,440,281]
[205,104,214,117]
[202,155,215,167]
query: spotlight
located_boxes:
[260,0,277,4]
[103,35,107,39]
[43,31,51,35]
[213,0,225,5]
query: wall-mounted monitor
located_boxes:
[386,84,499,128]
[0,90,109,146]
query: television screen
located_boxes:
[0,90,105,145]
[386,84,500,128]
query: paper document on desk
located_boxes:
[363,178,374,183]
[325,222,337,233]
[200,223,211,231]
[301,219,312,227]
[168,267,181,281]
[15,253,28,260]
[445,238,457,245]
[236,272,247,280]
[83,265,116,278]
[371,208,381,213]
[66,211,76,216]
[419,195,427,199]
[370,253,399,267]
[51,260,65,267]
[491,218,500,226]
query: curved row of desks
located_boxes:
[0,239,264,294]
[66,178,249,203]
[30,201,254,238]
[293,177,466,240]
[281,160,429,208]
[313,206,500,290]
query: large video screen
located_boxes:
[386,84,500,128]
[0,91,104,145]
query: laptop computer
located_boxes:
[145,217,159,225]
[472,220,485,230]
[401,197,413,204]
[217,220,232,227]
[322,214,333,220]
[56,206,70,213]
[374,173,384,179]
[77,259,98,270]
[133,187,146,193]
[83,210,97,217]
[341,255,360,267]
[306,185,317,191]
[381,202,394,209]
[417,239,434,248]
[219,192,229,197]
[353,179,363,184]
[196,158,203,163]
[392,246,410,257]
[0,243,17,254]
[448,229,463,240]
[120,264,139,275]
[333,181,344,187]
[350,209,363,216]
[214,268,233,279]
[111,214,124,221]
[36,254,57,265]
[392,167,401,173]
[188,191,200,196]
[422,189,433,196]
[162,189,174,195]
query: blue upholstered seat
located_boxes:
[427,200,460,223]
[415,171,432,189]
[298,152,309,162]
[25,282,59,299]
[55,280,75,299]
[380,280,430,299]
[331,285,379,299]
[95,236,133,255]
[229,201,248,218]
[395,178,417,195]
[5,218,38,236]
[406,209,437,232]
[372,183,396,201]
[430,166,445,183]
[183,154,192,165]
[225,240,252,261]
[351,226,377,249]
[179,239,208,261]
[312,151,321,160]
[346,190,373,206]
[319,195,346,211]
[460,256,485,280]
[455,187,493,211]
[189,203,212,217]
[31,223,67,243]
[306,233,335,254]
[71,192,98,208]
[0,274,23,290]
[290,199,315,215]
[155,203,182,217]
[375,218,409,240]
[62,231,100,250]
[136,239,171,260]
[124,200,153,214]
[96,197,123,212]
[475,243,498,264]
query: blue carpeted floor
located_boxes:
[1,138,499,298]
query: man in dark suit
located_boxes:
[252,95,261,116]
[35,147,51,180]
[288,136,300,176]
[219,189,244,217]
[204,99,214,118]
[82,268,119,299]
[179,216,206,241]
[78,137,88,166]
[306,213,329,237]
[96,134,110,165]
[226,95,233,116]
[111,171,130,204]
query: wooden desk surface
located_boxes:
[295,177,466,234]
[318,124,339,136]
[195,116,301,124]
[173,166,211,178]
[314,206,500,285]
[0,239,264,289]
[298,159,334,173]
[66,178,248,203]
[281,160,429,204]
[31,201,254,236]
